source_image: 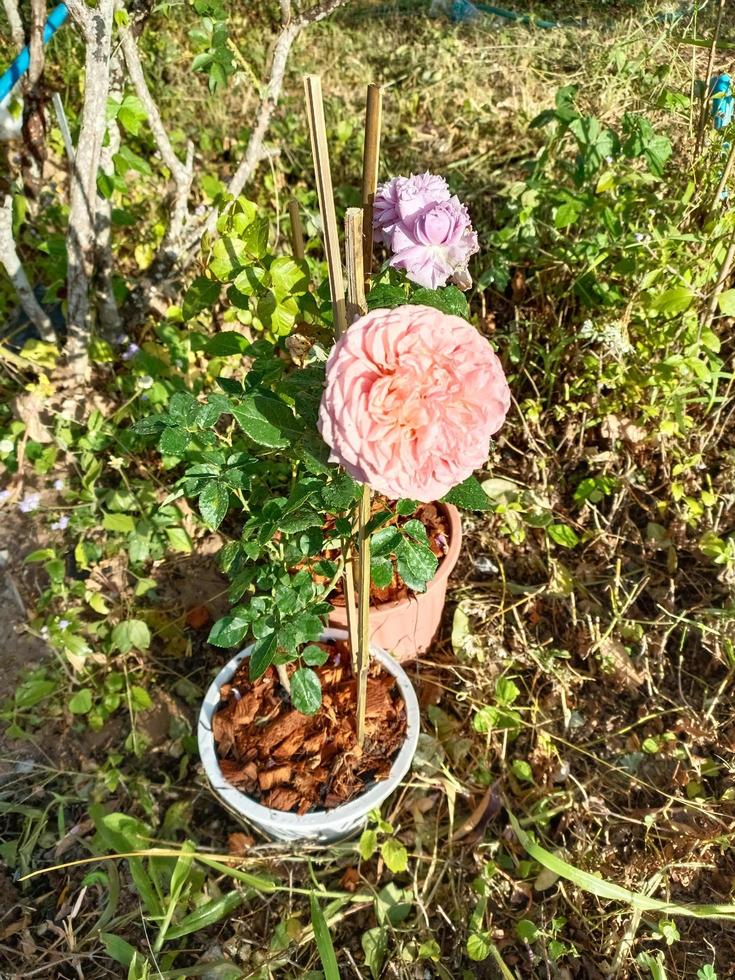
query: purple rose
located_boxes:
[373,172,450,247]
[389,196,479,289]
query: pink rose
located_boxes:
[373,172,450,247]
[318,305,510,502]
[390,196,479,289]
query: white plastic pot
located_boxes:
[198,628,420,843]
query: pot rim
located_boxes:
[197,628,420,833]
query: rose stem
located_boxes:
[361,84,382,287]
[303,74,359,668]
[345,208,371,748]
[288,198,305,261]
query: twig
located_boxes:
[304,74,347,338]
[51,93,75,163]
[709,138,735,215]
[288,199,305,260]
[702,224,735,332]
[693,0,726,162]
[361,84,382,284]
[28,0,45,87]
[0,194,55,342]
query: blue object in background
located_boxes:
[0,3,69,103]
[709,73,734,131]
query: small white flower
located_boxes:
[635,232,644,242]
[136,375,153,390]
[18,492,41,513]
[0,489,10,502]
[58,619,70,630]
[53,478,64,490]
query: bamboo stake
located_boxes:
[303,74,359,667]
[361,84,382,285]
[288,198,305,260]
[345,208,371,747]
[303,75,347,338]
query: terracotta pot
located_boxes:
[329,503,462,662]
[198,629,420,843]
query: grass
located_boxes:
[3,0,735,978]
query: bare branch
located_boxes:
[117,4,194,257]
[65,0,115,378]
[64,0,93,37]
[95,48,124,339]
[28,0,45,87]
[2,0,24,50]
[0,195,55,343]
[296,0,350,27]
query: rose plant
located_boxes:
[133,178,509,721]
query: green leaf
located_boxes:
[168,392,200,426]
[270,256,309,298]
[367,283,406,310]
[164,891,244,941]
[131,415,169,435]
[411,284,469,319]
[111,619,151,654]
[69,688,93,714]
[547,524,580,549]
[231,393,302,448]
[395,498,418,516]
[249,632,277,679]
[242,216,269,259]
[508,810,735,919]
[444,475,493,510]
[380,838,408,873]
[182,277,220,320]
[650,286,693,316]
[117,95,147,136]
[158,427,189,456]
[204,331,250,356]
[718,289,735,317]
[302,644,329,667]
[199,480,230,529]
[290,667,322,715]
[166,526,192,553]
[310,894,340,980]
[371,526,401,558]
[208,609,250,648]
[362,926,388,980]
[101,933,137,968]
[371,556,394,588]
[359,828,378,860]
[209,237,248,280]
[395,537,438,593]
[102,512,136,533]
[130,686,152,711]
[467,932,492,962]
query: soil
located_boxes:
[328,501,450,607]
[212,639,408,813]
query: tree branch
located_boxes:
[2,0,24,51]
[65,0,115,378]
[28,0,45,86]
[0,195,55,343]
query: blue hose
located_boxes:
[0,4,69,103]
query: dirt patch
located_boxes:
[212,639,407,813]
